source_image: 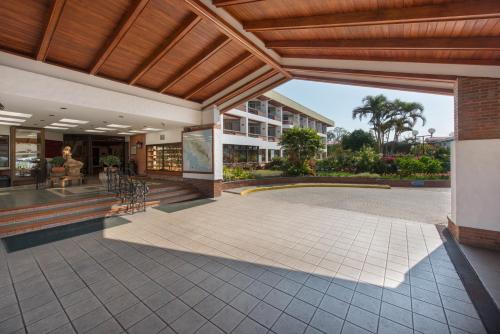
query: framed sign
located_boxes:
[182,128,213,173]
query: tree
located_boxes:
[327,127,348,144]
[341,129,376,152]
[280,128,324,175]
[352,95,393,153]
[390,100,425,153]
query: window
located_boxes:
[248,122,261,135]
[247,100,262,115]
[223,145,259,164]
[147,143,182,172]
[223,119,240,132]
[0,135,8,168]
[15,129,42,177]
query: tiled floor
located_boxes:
[0,187,486,333]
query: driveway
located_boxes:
[0,187,484,334]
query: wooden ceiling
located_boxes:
[1,0,499,106]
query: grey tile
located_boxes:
[72,306,111,333]
[264,289,293,310]
[412,298,447,323]
[248,301,282,329]
[351,292,381,315]
[179,286,209,307]
[143,289,176,311]
[0,303,20,323]
[19,289,57,313]
[105,292,139,316]
[346,305,379,333]
[441,295,479,319]
[382,290,411,311]
[59,288,94,309]
[411,286,442,307]
[286,271,310,284]
[296,286,324,307]
[214,266,238,281]
[166,278,194,297]
[380,302,412,328]
[232,317,268,334]
[133,280,163,299]
[272,313,307,334]
[246,280,272,300]
[170,309,206,334]
[378,317,412,334]
[341,321,371,334]
[185,269,210,285]
[0,315,24,334]
[257,271,282,287]
[194,295,225,319]
[128,313,167,334]
[310,309,344,334]
[213,283,241,303]
[84,318,123,334]
[26,311,69,334]
[157,299,190,324]
[285,298,316,323]
[445,308,487,334]
[49,323,76,334]
[198,276,225,293]
[230,291,260,314]
[24,300,62,325]
[413,313,449,334]
[305,276,330,293]
[326,283,354,303]
[211,305,245,332]
[275,278,302,296]
[115,302,151,329]
[319,295,349,319]
[229,273,255,290]
[196,322,224,334]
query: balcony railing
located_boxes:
[223,129,245,136]
[267,136,280,142]
[248,107,266,117]
[268,113,280,121]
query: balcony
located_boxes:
[223,129,246,136]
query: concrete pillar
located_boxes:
[182,106,223,198]
[240,117,247,135]
[450,77,500,250]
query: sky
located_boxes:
[274,79,454,138]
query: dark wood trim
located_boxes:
[212,69,278,107]
[183,53,254,99]
[129,14,202,85]
[90,0,150,75]
[293,74,454,96]
[184,0,291,78]
[284,65,457,83]
[220,76,290,112]
[281,54,500,67]
[213,0,265,7]
[267,37,500,51]
[160,37,231,93]
[36,0,66,61]
[244,0,500,31]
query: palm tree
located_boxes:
[352,95,393,153]
[392,100,426,144]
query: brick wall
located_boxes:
[456,77,500,141]
[130,134,146,175]
[448,217,500,250]
[183,178,222,198]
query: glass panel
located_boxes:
[147,143,182,172]
[0,135,8,168]
[15,129,42,177]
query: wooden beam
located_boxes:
[213,0,264,7]
[90,0,150,75]
[293,74,454,96]
[184,53,254,99]
[212,69,277,106]
[244,0,500,31]
[160,37,231,93]
[267,37,500,51]
[280,53,500,66]
[284,65,457,83]
[37,0,66,61]
[184,0,291,78]
[220,77,290,112]
[129,15,202,85]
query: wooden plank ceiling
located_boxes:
[1,0,499,104]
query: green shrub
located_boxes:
[266,157,286,170]
[99,155,121,167]
[353,146,381,173]
[51,156,65,167]
[281,160,314,176]
[223,166,255,181]
[396,156,425,176]
[419,156,443,174]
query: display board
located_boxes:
[182,128,213,173]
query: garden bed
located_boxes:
[222,175,450,190]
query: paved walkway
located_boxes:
[0,187,485,334]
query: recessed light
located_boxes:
[40,120,45,122]
[60,118,88,124]
[51,123,77,127]
[95,127,116,131]
[0,110,32,118]
[44,126,68,130]
[0,121,21,126]
[49,114,55,117]
[107,124,131,128]
[118,132,134,135]
[60,107,67,110]
[118,115,124,118]
[85,130,105,133]
[0,116,26,122]
[142,127,162,131]
[129,130,146,133]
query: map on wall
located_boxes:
[183,129,212,173]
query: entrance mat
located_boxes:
[1,216,131,253]
[153,198,215,213]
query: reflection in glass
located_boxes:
[0,135,8,168]
[15,129,41,177]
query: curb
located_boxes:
[239,183,391,196]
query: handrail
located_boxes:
[106,168,149,214]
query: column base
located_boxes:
[183,178,222,198]
[447,216,500,250]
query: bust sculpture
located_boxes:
[62,146,83,176]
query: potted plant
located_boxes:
[99,155,121,172]
[50,156,65,175]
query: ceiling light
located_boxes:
[118,132,134,135]
[60,107,67,110]
[107,124,131,128]
[142,127,162,131]
[60,118,88,124]
[0,121,21,126]
[44,126,68,130]
[129,130,145,133]
[0,116,26,122]
[51,123,77,127]
[85,129,105,133]
[95,127,116,131]
[0,110,32,118]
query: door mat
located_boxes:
[153,198,215,213]
[1,216,130,253]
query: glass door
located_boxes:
[14,128,43,179]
